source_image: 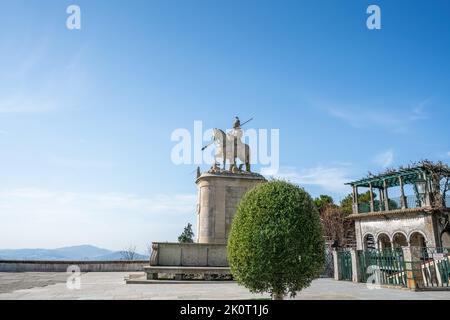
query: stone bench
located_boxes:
[144,266,232,280]
[150,242,229,267]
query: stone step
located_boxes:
[144,266,232,281]
[144,266,230,273]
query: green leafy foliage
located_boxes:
[313,194,334,213]
[227,180,325,298]
[178,223,194,243]
[340,191,378,215]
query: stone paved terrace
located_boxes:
[0,272,449,300]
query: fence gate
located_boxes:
[357,248,407,287]
[321,247,334,278]
[338,250,352,281]
[413,247,450,289]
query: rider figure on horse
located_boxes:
[230,116,243,141]
[228,116,244,172]
[233,116,241,129]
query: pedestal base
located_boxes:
[196,171,266,244]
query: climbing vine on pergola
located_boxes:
[365,160,450,209]
[346,160,450,213]
[419,160,450,208]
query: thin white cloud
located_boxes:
[0,44,88,114]
[0,94,57,113]
[374,149,394,168]
[48,156,115,170]
[0,188,196,217]
[262,165,352,194]
[408,98,431,121]
[13,38,50,79]
[327,98,431,134]
[0,188,197,251]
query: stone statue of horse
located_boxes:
[212,128,251,172]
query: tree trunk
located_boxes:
[272,292,284,300]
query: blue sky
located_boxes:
[1,0,449,252]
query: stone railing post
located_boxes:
[149,243,159,266]
[333,249,341,280]
[402,246,423,290]
[350,249,360,283]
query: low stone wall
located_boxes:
[150,242,228,267]
[0,260,148,272]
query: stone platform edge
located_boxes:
[0,260,148,272]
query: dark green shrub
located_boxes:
[227,180,325,299]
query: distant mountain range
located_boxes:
[0,245,149,261]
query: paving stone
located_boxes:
[0,272,449,300]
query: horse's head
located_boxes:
[212,128,226,143]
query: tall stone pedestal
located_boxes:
[196,171,266,244]
[135,170,265,283]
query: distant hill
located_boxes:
[0,245,149,261]
[54,245,112,259]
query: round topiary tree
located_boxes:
[227,180,325,300]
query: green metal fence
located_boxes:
[357,248,407,287]
[338,250,352,281]
[322,247,334,278]
[357,201,384,213]
[358,203,371,213]
[412,247,450,289]
[357,194,426,214]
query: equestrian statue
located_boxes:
[203,116,252,172]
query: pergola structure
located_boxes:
[346,166,439,214]
[346,164,450,250]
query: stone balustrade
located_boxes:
[0,260,148,272]
[150,242,228,267]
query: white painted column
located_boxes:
[333,250,341,281]
[369,182,374,212]
[399,176,406,209]
[350,249,360,283]
[383,179,390,211]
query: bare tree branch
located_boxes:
[120,244,137,261]
[320,204,354,248]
